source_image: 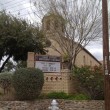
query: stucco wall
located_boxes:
[42,69,76,94]
[45,39,100,67]
[75,49,100,67]
[0,100,104,110]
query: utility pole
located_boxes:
[102,0,110,110]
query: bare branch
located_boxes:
[32,0,102,69]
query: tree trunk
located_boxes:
[68,61,72,70]
[68,54,77,70]
[0,55,12,73]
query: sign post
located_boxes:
[102,0,110,110]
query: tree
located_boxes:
[32,0,102,70]
[0,11,46,72]
[15,61,27,69]
[2,60,15,72]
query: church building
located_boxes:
[27,13,101,94]
[42,13,101,67]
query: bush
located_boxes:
[44,92,90,100]
[73,93,90,100]
[46,92,69,99]
[12,68,44,100]
[0,72,13,94]
[74,66,104,100]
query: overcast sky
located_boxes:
[0,0,110,61]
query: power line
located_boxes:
[1,0,36,14]
[1,0,72,12]
[8,7,46,18]
[8,6,34,13]
[0,0,75,19]
[1,0,51,10]
[5,1,30,10]
[5,4,46,19]
[2,0,29,5]
[1,0,31,12]
[1,0,100,20]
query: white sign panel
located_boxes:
[35,61,60,72]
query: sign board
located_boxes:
[35,55,61,73]
[35,55,61,62]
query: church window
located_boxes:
[83,55,86,65]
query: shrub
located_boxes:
[73,93,90,100]
[12,68,44,100]
[47,92,69,99]
[45,92,90,100]
[0,72,13,94]
[74,66,104,100]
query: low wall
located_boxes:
[42,70,75,94]
[0,100,104,110]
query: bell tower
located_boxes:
[42,13,65,38]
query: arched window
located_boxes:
[83,55,86,65]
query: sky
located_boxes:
[0,0,110,61]
[0,0,39,22]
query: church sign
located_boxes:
[35,55,61,73]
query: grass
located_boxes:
[39,92,90,100]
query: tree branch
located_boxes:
[0,55,12,73]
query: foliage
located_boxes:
[72,93,90,100]
[12,68,44,100]
[74,66,104,100]
[42,92,90,100]
[2,60,15,72]
[3,60,27,72]
[0,72,13,94]
[0,10,46,72]
[15,61,27,69]
[46,92,69,99]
